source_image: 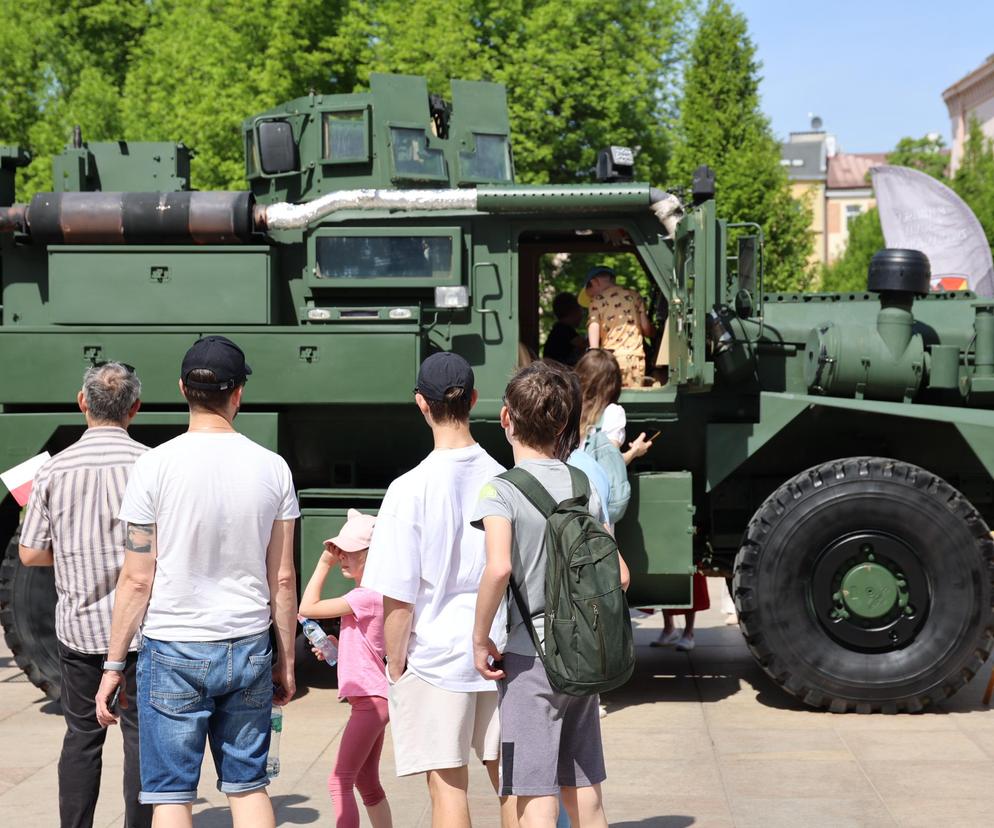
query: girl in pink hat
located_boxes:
[299,509,391,828]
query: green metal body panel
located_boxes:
[46,246,272,325]
[614,473,695,606]
[298,490,384,601]
[707,391,994,491]
[52,141,191,193]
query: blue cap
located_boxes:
[584,265,615,285]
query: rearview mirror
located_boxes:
[737,236,757,294]
[257,120,299,176]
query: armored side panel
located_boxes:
[244,74,514,204]
[52,141,192,193]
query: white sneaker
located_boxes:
[598,704,607,719]
[675,634,695,652]
[650,628,683,647]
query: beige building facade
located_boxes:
[781,124,882,267]
[824,152,885,263]
[943,55,994,174]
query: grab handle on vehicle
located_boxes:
[472,262,500,316]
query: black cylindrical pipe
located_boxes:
[23,191,257,244]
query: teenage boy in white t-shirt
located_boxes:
[95,336,300,828]
[362,352,509,827]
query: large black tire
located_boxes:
[734,457,994,713]
[0,533,61,701]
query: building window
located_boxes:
[845,204,863,226]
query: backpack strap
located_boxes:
[507,575,547,659]
[566,464,591,500]
[498,467,558,518]
[498,466,561,662]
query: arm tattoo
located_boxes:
[126,523,155,554]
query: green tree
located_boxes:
[669,0,813,291]
[887,134,948,181]
[0,0,151,199]
[120,0,350,190]
[952,117,994,250]
[820,207,885,292]
[351,0,688,186]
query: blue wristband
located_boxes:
[102,660,126,672]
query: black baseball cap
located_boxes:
[181,336,252,391]
[415,352,474,401]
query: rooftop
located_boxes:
[943,54,994,103]
[780,139,826,181]
[827,152,887,189]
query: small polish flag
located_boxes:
[1,452,51,507]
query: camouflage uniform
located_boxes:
[589,284,648,388]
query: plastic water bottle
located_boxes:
[299,615,338,665]
[266,705,282,778]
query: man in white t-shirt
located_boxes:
[362,352,509,827]
[95,336,300,828]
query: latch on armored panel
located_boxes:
[299,345,319,363]
[83,345,103,364]
[150,265,170,283]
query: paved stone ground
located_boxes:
[2,580,994,827]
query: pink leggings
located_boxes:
[329,695,389,827]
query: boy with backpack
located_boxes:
[471,361,633,828]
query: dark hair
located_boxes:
[504,361,580,453]
[426,386,473,424]
[182,369,241,414]
[552,291,580,319]
[575,349,622,436]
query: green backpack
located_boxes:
[500,465,635,696]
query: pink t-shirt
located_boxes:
[338,587,388,699]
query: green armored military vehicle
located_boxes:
[1,74,992,713]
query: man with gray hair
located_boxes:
[19,362,150,828]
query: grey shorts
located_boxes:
[497,652,606,797]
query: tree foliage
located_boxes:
[1,0,688,198]
[670,0,813,291]
[952,118,994,251]
[819,207,885,293]
[0,0,150,197]
[346,0,687,186]
[120,0,349,190]
[887,134,948,180]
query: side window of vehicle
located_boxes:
[389,128,446,181]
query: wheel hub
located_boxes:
[838,561,905,619]
[811,532,929,652]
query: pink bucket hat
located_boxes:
[324,509,375,553]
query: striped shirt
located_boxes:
[20,427,147,654]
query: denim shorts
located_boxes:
[136,629,274,805]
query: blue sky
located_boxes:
[735,1,994,153]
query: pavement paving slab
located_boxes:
[2,579,993,826]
